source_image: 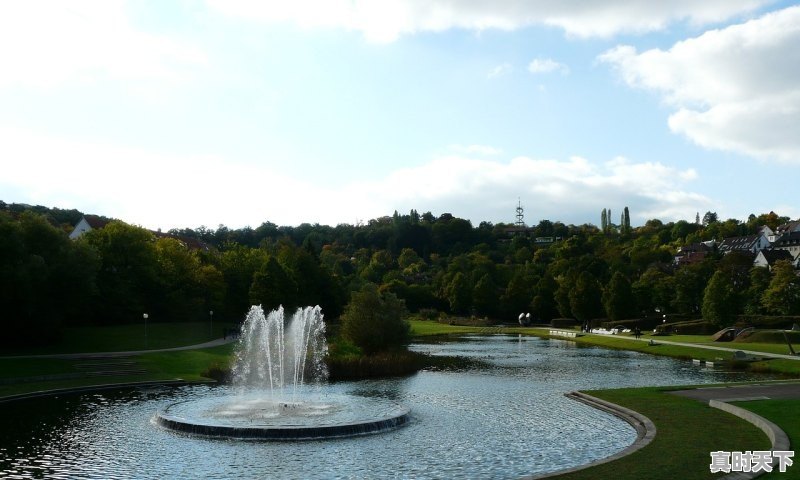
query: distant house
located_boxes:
[69,215,211,252]
[717,233,770,255]
[674,242,713,266]
[774,221,800,237]
[759,225,776,243]
[753,249,794,270]
[772,231,800,261]
[68,215,110,239]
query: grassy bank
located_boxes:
[0,344,234,398]
[732,399,800,479]
[554,386,772,480]
[0,322,235,356]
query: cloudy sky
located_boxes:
[1,1,798,230]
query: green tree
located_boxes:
[445,272,472,314]
[632,266,674,315]
[501,270,534,318]
[554,271,577,318]
[569,271,604,321]
[531,273,559,322]
[702,270,737,328]
[671,262,712,315]
[83,221,159,323]
[762,260,800,315]
[744,266,771,315]
[249,256,297,312]
[340,284,409,354]
[472,273,499,317]
[220,243,269,320]
[603,271,635,321]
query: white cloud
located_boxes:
[358,154,710,225]
[206,0,769,41]
[488,63,513,79]
[0,0,207,89]
[528,58,570,75]
[0,127,710,228]
[599,6,800,163]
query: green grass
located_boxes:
[409,319,488,336]
[732,399,800,479]
[0,322,235,356]
[554,387,771,480]
[0,344,235,398]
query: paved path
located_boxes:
[0,336,239,360]
[671,382,800,402]
[536,328,800,361]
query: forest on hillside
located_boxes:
[1,200,798,347]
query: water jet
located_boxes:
[156,305,410,440]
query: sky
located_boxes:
[1,0,799,231]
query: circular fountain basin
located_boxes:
[156,391,410,440]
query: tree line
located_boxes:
[1,202,798,347]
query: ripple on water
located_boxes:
[0,336,777,479]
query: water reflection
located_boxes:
[0,335,775,479]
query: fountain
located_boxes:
[155,305,410,440]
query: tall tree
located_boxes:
[569,271,604,321]
[762,260,800,315]
[531,273,559,322]
[601,209,608,233]
[472,273,499,317]
[83,221,159,324]
[249,256,297,312]
[603,271,635,321]
[702,270,737,328]
[445,272,472,314]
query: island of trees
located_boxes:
[1,200,798,352]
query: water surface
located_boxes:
[0,335,770,479]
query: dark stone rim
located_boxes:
[155,401,411,441]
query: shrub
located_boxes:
[340,284,410,355]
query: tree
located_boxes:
[621,206,631,235]
[445,272,472,314]
[762,261,800,315]
[531,273,559,322]
[249,256,297,312]
[340,283,409,354]
[632,266,674,315]
[671,262,712,315]
[83,221,159,323]
[744,266,771,315]
[702,270,737,328]
[472,274,499,317]
[702,211,719,226]
[603,271,635,321]
[501,270,534,319]
[569,271,603,321]
[601,209,608,233]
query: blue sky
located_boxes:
[1,1,798,230]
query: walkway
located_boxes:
[671,382,800,402]
[1,336,239,360]
[536,328,800,361]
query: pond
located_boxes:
[0,335,772,479]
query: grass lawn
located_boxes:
[0,321,235,356]
[0,344,235,398]
[409,319,488,336]
[554,387,771,480]
[732,399,800,479]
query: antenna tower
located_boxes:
[515,198,525,227]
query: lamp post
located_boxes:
[143,313,149,349]
[209,310,214,339]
